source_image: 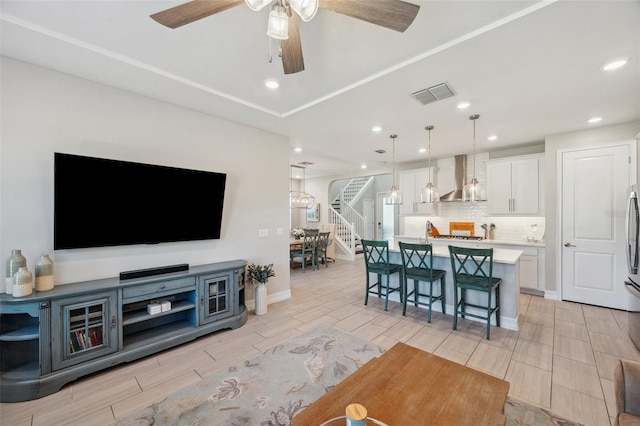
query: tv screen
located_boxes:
[54,153,226,250]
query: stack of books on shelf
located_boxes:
[147,300,171,315]
[69,328,103,353]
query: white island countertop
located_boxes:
[389,241,523,264]
[393,235,545,248]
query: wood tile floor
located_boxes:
[2,259,639,426]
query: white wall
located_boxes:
[544,120,640,294]
[0,58,292,300]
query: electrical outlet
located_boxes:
[258,229,269,238]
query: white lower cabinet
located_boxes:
[509,246,545,293]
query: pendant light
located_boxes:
[385,134,403,205]
[462,114,486,202]
[420,125,439,204]
[289,165,315,209]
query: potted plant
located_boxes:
[246,263,275,315]
[481,223,496,240]
[291,228,304,240]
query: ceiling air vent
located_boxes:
[411,83,455,105]
[375,149,386,154]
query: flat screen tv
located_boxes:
[54,153,226,250]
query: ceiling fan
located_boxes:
[150,0,420,74]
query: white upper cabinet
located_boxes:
[399,167,436,215]
[486,154,544,215]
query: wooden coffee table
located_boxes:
[292,342,510,425]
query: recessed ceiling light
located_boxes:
[457,102,471,109]
[588,116,603,123]
[418,148,427,153]
[361,164,367,169]
[601,58,629,71]
[372,126,382,132]
[294,147,302,152]
[487,135,498,141]
[265,79,279,89]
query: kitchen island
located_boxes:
[383,241,522,331]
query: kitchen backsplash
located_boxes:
[403,214,545,243]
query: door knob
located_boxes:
[564,242,576,247]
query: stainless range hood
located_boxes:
[440,154,467,202]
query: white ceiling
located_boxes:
[1,0,639,178]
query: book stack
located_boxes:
[147,300,172,315]
[69,328,103,353]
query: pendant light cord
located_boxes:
[425,125,434,178]
[469,114,480,183]
[390,134,398,186]
[473,118,476,182]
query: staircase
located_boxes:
[329,176,374,260]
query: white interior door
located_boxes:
[561,144,632,309]
[376,192,394,240]
[363,199,374,239]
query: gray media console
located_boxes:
[0,260,248,402]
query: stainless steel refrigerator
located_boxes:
[625,184,640,350]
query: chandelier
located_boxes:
[289,165,315,209]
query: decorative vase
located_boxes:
[13,266,33,297]
[6,249,27,295]
[35,254,55,292]
[489,230,495,240]
[255,283,268,315]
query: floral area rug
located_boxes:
[116,325,583,426]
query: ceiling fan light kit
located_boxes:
[245,0,272,12]
[150,0,420,75]
[267,4,289,40]
[289,0,319,22]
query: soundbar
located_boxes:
[119,263,189,280]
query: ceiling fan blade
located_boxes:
[319,0,419,32]
[281,14,305,74]
[151,0,245,29]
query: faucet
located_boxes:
[424,221,432,243]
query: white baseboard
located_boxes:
[544,291,559,301]
[246,289,292,310]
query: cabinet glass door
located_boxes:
[52,291,118,371]
[199,273,234,324]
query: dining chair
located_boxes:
[398,242,446,322]
[448,245,502,339]
[314,231,331,268]
[361,239,403,311]
[290,233,317,272]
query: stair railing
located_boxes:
[340,203,365,241]
[329,207,356,260]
